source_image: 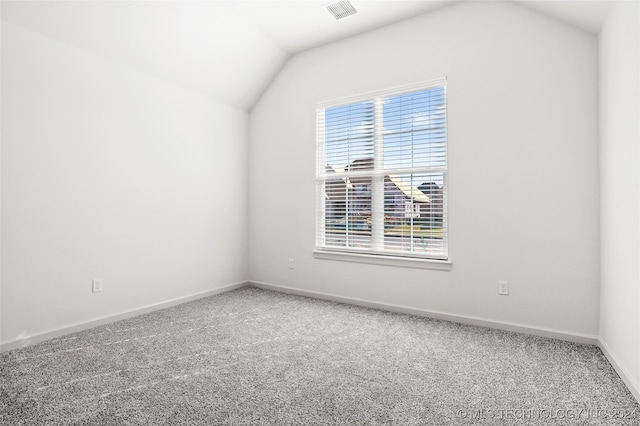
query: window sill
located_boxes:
[313,249,452,271]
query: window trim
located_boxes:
[313,249,452,271]
[316,77,449,265]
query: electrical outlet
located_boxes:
[92,278,103,293]
[288,258,294,269]
[498,280,509,295]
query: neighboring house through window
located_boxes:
[315,78,448,262]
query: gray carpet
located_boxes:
[1,286,638,425]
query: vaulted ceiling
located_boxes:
[1,0,614,111]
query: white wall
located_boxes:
[1,21,249,347]
[249,1,600,338]
[599,0,640,398]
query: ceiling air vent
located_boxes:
[325,0,358,21]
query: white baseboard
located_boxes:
[599,338,640,404]
[249,280,599,345]
[1,281,247,353]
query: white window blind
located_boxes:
[316,78,447,260]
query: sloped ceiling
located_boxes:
[514,0,613,34]
[1,1,288,110]
[1,0,614,111]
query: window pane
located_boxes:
[383,173,445,254]
[324,176,372,249]
[324,101,375,170]
[382,87,446,170]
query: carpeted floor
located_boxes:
[1,286,638,425]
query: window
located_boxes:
[315,79,448,263]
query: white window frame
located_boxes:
[314,78,450,270]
